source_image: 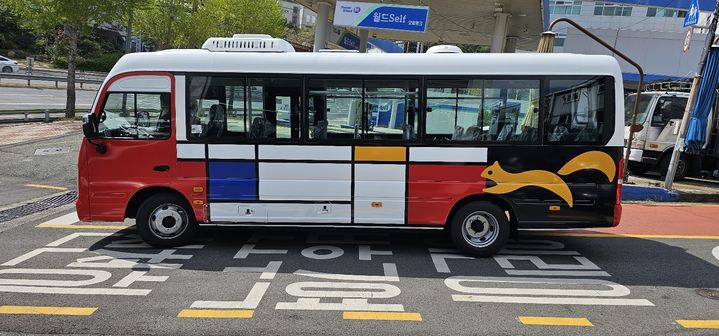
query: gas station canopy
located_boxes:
[295,0,547,52]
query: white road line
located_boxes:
[40,212,79,226]
[452,295,654,306]
[191,282,270,309]
[2,247,86,266]
[505,270,611,277]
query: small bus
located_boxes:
[78,35,624,256]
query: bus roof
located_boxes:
[107,50,622,79]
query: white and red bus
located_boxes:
[78,35,624,256]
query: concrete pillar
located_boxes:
[504,36,517,53]
[359,29,369,53]
[313,2,332,52]
[490,12,511,53]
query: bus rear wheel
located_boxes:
[449,201,510,257]
[136,193,197,248]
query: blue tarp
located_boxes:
[685,47,719,152]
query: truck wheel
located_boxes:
[660,155,687,180]
[628,162,651,175]
[449,201,510,257]
[136,193,197,247]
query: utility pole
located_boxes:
[664,0,719,189]
[125,6,133,54]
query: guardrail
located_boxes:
[0,73,104,88]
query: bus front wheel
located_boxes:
[449,201,510,257]
[136,193,197,247]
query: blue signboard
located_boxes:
[334,1,430,33]
[684,0,700,27]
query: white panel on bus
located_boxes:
[409,147,488,163]
[354,164,405,224]
[176,143,205,159]
[208,144,255,160]
[259,162,351,201]
[210,203,267,223]
[259,145,351,161]
[175,75,187,141]
[266,203,351,223]
[108,75,171,92]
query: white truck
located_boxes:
[624,81,719,179]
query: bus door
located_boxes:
[86,86,176,220]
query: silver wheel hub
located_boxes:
[461,211,499,248]
[149,204,187,238]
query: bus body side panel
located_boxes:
[80,72,208,222]
[481,145,621,228]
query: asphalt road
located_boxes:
[0,132,81,207]
[0,85,96,111]
[0,133,717,335]
[0,207,717,335]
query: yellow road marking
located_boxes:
[677,320,719,329]
[24,184,68,191]
[519,316,593,326]
[343,311,422,321]
[178,309,254,318]
[0,305,96,316]
[529,232,719,240]
[36,224,132,230]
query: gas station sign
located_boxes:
[333,1,429,33]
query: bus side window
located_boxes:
[97,92,170,140]
[425,79,539,143]
[545,76,611,144]
[308,79,363,140]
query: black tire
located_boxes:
[1,66,12,73]
[627,162,651,175]
[660,154,687,180]
[449,201,510,257]
[136,193,197,247]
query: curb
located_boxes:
[622,184,719,203]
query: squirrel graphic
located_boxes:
[480,151,616,208]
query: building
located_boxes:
[549,0,715,84]
[282,0,318,29]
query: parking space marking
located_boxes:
[24,184,68,191]
[532,232,719,240]
[676,320,719,329]
[343,311,422,321]
[177,309,254,319]
[519,316,593,326]
[0,305,97,316]
[36,224,132,230]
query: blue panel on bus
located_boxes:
[208,161,257,201]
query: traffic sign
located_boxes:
[683,27,693,53]
[684,0,699,27]
[333,1,430,33]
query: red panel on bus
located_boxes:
[172,161,208,222]
[407,165,486,225]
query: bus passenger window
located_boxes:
[425,79,539,143]
[187,76,243,139]
[248,78,301,140]
[98,92,170,140]
[363,80,418,141]
[308,79,363,140]
[545,76,612,144]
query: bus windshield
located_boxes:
[624,94,654,126]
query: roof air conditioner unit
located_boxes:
[202,34,295,52]
[426,45,463,54]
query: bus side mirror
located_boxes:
[82,113,99,139]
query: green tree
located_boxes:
[136,0,287,50]
[4,0,128,117]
